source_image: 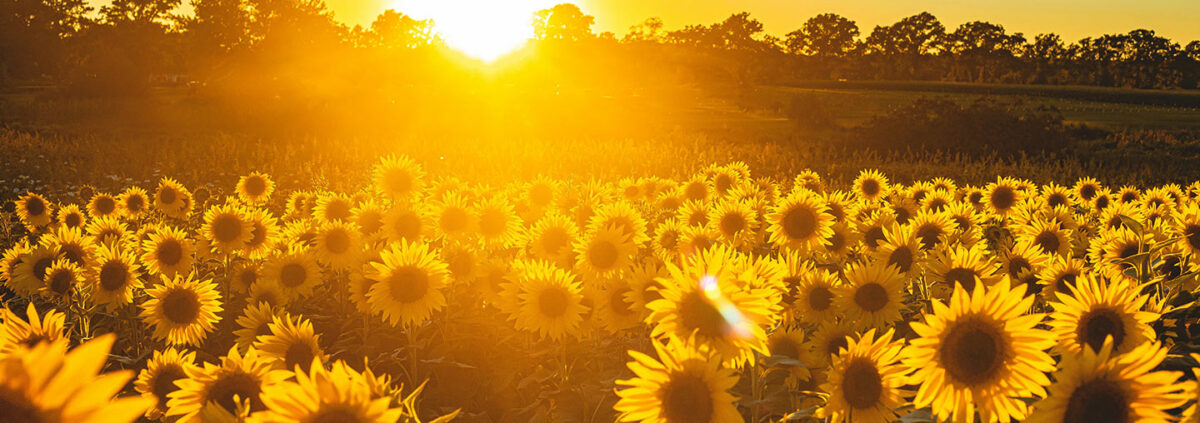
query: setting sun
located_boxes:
[391,0,561,61]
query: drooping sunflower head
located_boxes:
[139,273,223,347]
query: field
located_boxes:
[3,83,1200,423]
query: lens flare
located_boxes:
[699,274,753,339]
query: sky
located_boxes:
[88,0,1200,43]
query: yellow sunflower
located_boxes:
[836,260,906,330]
[166,346,292,422]
[646,245,776,367]
[853,170,890,202]
[652,218,685,259]
[791,264,841,326]
[140,273,223,347]
[8,244,58,296]
[203,204,254,255]
[154,178,193,220]
[40,224,96,267]
[613,340,741,423]
[351,199,388,239]
[1017,217,1073,257]
[1048,273,1157,356]
[592,277,643,333]
[379,202,431,244]
[807,320,858,369]
[870,223,923,276]
[250,359,406,423]
[15,192,53,229]
[766,191,834,252]
[574,224,637,279]
[707,199,759,249]
[818,328,908,423]
[241,208,279,259]
[927,243,1001,294]
[0,302,65,355]
[903,281,1055,423]
[1073,177,1103,204]
[1088,226,1151,280]
[254,314,328,371]
[118,186,150,219]
[475,195,522,248]
[87,192,120,218]
[89,243,143,308]
[313,193,355,223]
[56,203,86,230]
[141,225,195,278]
[432,192,475,239]
[588,200,650,245]
[366,240,449,327]
[766,325,811,384]
[313,220,362,269]
[234,302,286,352]
[511,260,589,340]
[40,258,85,300]
[372,155,426,202]
[985,177,1025,216]
[0,334,154,422]
[85,215,128,247]
[525,211,580,262]
[135,347,200,419]
[249,279,288,307]
[1027,341,1190,423]
[678,199,711,228]
[236,171,275,205]
[229,261,260,294]
[262,247,321,300]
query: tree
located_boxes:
[0,0,92,80]
[785,13,858,57]
[946,21,1024,82]
[624,17,664,43]
[864,12,945,78]
[186,0,253,55]
[532,3,594,41]
[366,9,434,49]
[1026,33,1068,83]
[100,0,180,25]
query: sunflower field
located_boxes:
[2,157,1200,423]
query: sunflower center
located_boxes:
[1095,196,1110,210]
[1063,377,1129,423]
[864,226,885,249]
[440,208,469,232]
[685,183,706,201]
[95,197,116,214]
[151,364,187,410]
[1055,273,1078,294]
[1116,244,1139,268]
[842,358,884,409]
[157,240,183,266]
[944,268,978,292]
[991,187,1016,210]
[808,286,834,311]
[587,241,619,270]
[539,227,570,256]
[1078,308,1126,352]
[99,261,130,291]
[1035,231,1060,254]
[25,197,46,216]
[127,194,145,212]
[0,387,46,423]
[928,198,948,212]
[207,372,264,413]
[390,212,421,240]
[323,230,351,254]
[247,222,267,248]
[827,231,846,252]
[1008,257,1030,279]
[537,287,570,318]
[324,201,352,221]
[285,342,317,371]
[854,283,889,312]
[940,318,1007,386]
[916,225,942,250]
[310,406,364,423]
[478,210,507,236]
[659,230,680,250]
[768,336,801,360]
[388,266,430,303]
[678,292,727,338]
[238,269,258,288]
[887,247,913,273]
[861,179,880,197]
[159,188,177,205]
[20,334,48,348]
[280,263,308,288]
[660,371,714,423]
[1080,184,1097,200]
[32,256,53,280]
[48,270,74,295]
[824,333,849,357]
[446,251,474,279]
[894,207,912,224]
[213,215,244,243]
[244,177,267,196]
[714,174,732,193]
[719,213,745,236]
[385,169,412,195]
[530,185,553,206]
[782,206,817,240]
[63,213,82,228]
[162,289,202,324]
[1047,193,1068,207]
[60,244,85,266]
[358,212,384,235]
[609,286,634,316]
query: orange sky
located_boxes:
[91,0,1200,42]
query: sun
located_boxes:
[393,0,562,61]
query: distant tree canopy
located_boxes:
[2,1,1200,93]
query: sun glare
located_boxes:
[392,0,562,62]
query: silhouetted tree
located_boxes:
[364,9,435,49]
[532,3,594,41]
[864,12,945,78]
[0,0,91,81]
[785,13,859,57]
[946,21,1024,82]
[623,17,664,43]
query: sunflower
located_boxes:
[0,241,32,293]
[1073,177,1103,204]
[40,225,96,267]
[909,209,957,251]
[836,261,906,330]
[313,193,355,223]
[903,282,1055,423]
[118,186,150,219]
[592,277,643,333]
[285,191,316,219]
[8,244,58,296]
[241,208,279,259]
[1088,227,1150,280]
[1027,341,1190,423]
[90,243,143,308]
[574,224,637,279]
[857,209,896,251]
[646,245,775,366]
[41,258,85,300]
[1174,202,1200,266]
[15,192,53,229]
[366,240,449,327]
[254,314,328,371]
[871,223,923,276]
[475,196,522,248]
[372,155,425,202]
[203,204,254,255]
[927,243,1001,294]
[625,261,667,319]
[88,192,120,218]
[262,248,321,300]
[140,273,223,347]
[708,199,760,249]
[921,189,955,213]
[794,169,824,193]
[818,329,908,423]
[313,220,362,269]
[1048,273,1157,356]
[0,334,154,423]
[677,200,711,228]
[511,260,589,340]
[1003,239,1052,294]
[986,177,1025,216]
[766,325,811,383]
[588,200,650,245]
[141,225,195,278]
[234,302,286,352]
[251,359,406,423]
[853,170,890,202]
[154,178,193,220]
[56,203,86,230]
[85,215,129,247]
[0,302,65,355]
[135,347,200,419]
[652,218,685,259]
[807,320,857,369]
[526,211,579,262]
[766,191,834,252]
[1100,201,1145,230]
[792,265,841,326]
[441,241,480,284]
[167,346,292,422]
[235,172,275,205]
[613,340,741,423]
[349,200,387,239]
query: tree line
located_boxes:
[3,1,1200,96]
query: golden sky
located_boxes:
[91,0,1200,42]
